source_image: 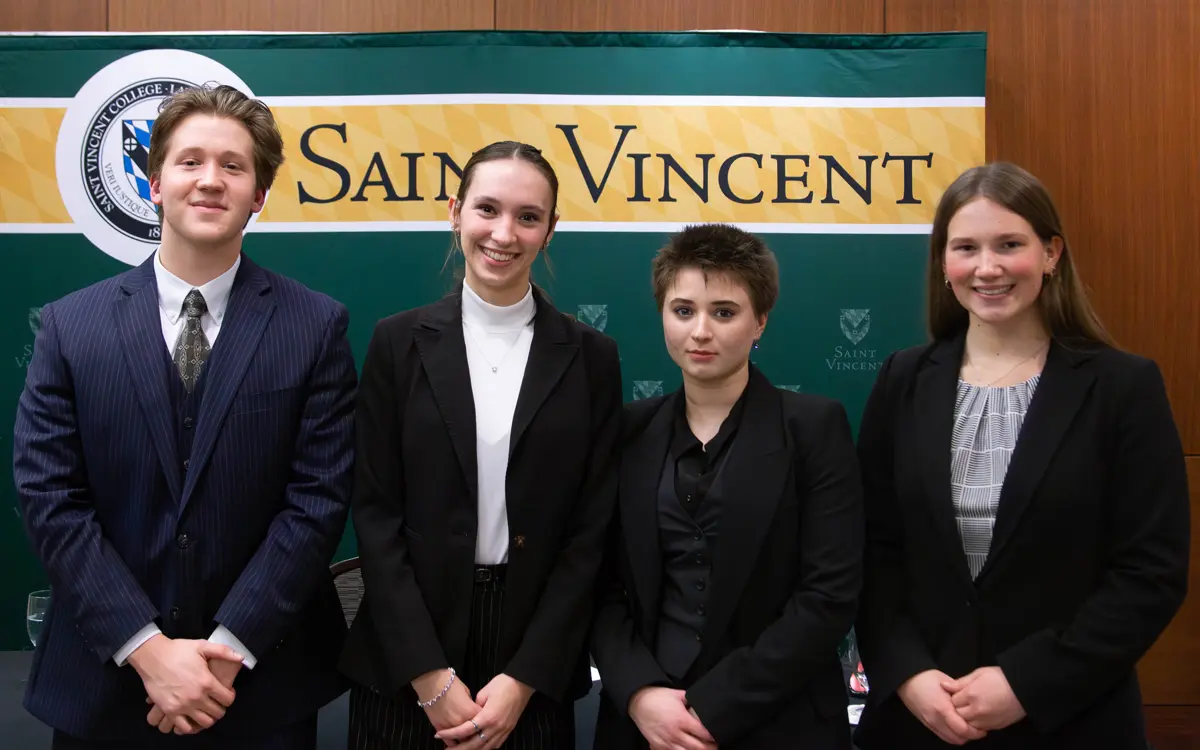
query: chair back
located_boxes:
[330,557,364,627]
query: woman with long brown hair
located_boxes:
[853,162,1190,749]
[339,141,623,750]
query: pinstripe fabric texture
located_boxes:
[348,572,575,749]
[951,375,1040,579]
[13,254,357,742]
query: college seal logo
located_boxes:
[55,50,258,265]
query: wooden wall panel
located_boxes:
[496,0,883,33]
[1143,706,1200,750]
[0,1,107,31]
[884,0,986,33]
[1137,456,1200,705]
[888,0,1200,454]
[108,0,493,33]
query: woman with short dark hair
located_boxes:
[591,223,863,750]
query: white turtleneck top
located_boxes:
[461,280,536,564]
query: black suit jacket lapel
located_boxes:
[913,335,976,589]
[114,257,183,504]
[620,394,675,636]
[702,367,791,652]
[977,342,1096,581]
[413,290,479,501]
[509,286,578,458]
[181,257,275,512]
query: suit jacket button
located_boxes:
[513,535,525,549]
[182,459,190,471]
[170,607,180,621]
[177,534,189,549]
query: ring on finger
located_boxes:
[470,719,480,732]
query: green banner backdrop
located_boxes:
[0,30,986,650]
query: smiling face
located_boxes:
[448,158,556,306]
[149,113,264,254]
[662,268,767,385]
[943,196,1061,330]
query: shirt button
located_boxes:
[695,579,706,591]
[176,534,189,549]
[693,531,703,541]
[695,633,703,642]
[686,495,694,503]
[697,604,706,615]
[183,417,194,429]
[694,553,704,563]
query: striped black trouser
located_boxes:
[348,565,576,749]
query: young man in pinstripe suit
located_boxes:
[14,83,357,749]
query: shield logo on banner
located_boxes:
[122,119,156,212]
[840,308,870,345]
[632,380,663,399]
[29,307,42,336]
[576,304,609,332]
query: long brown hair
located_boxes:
[927,162,1115,347]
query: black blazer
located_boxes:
[339,286,622,705]
[591,366,863,749]
[854,336,1191,750]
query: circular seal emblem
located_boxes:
[55,50,259,266]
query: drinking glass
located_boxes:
[27,589,50,647]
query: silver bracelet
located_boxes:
[416,667,456,708]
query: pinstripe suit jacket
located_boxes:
[13,253,357,741]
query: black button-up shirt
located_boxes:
[654,389,748,681]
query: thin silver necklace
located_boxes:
[464,322,521,374]
[966,342,1048,387]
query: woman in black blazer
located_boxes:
[854,162,1190,750]
[590,224,864,750]
[339,141,623,750]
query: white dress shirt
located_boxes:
[461,280,535,565]
[112,251,256,669]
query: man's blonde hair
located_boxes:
[146,83,284,196]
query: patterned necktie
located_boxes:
[173,289,211,393]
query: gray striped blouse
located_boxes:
[951,374,1040,579]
